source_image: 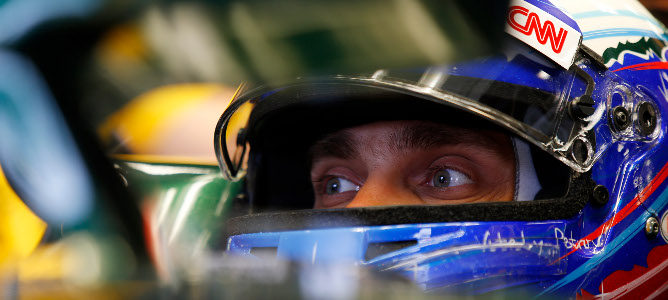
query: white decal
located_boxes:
[554,228,604,254]
[505,0,581,69]
[481,230,548,256]
[634,176,645,189]
[385,230,558,271]
[659,72,668,103]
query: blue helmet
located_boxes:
[214,0,668,297]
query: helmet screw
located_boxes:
[570,95,596,120]
[591,185,609,206]
[570,139,589,165]
[611,106,630,132]
[637,102,657,136]
[645,217,660,238]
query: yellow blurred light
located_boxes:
[99,83,232,155]
[98,23,148,65]
[15,241,67,281]
[0,163,47,269]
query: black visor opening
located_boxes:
[242,86,577,215]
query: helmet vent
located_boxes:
[250,246,278,258]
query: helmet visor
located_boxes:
[215,42,597,182]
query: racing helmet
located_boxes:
[213,0,665,296]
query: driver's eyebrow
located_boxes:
[309,130,358,162]
[393,122,501,151]
[309,122,503,164]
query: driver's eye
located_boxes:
[431,169,472,188]
[325,177,360,195]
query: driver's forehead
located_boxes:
[309,120,511,162]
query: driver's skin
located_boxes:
[309,120,516,208]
